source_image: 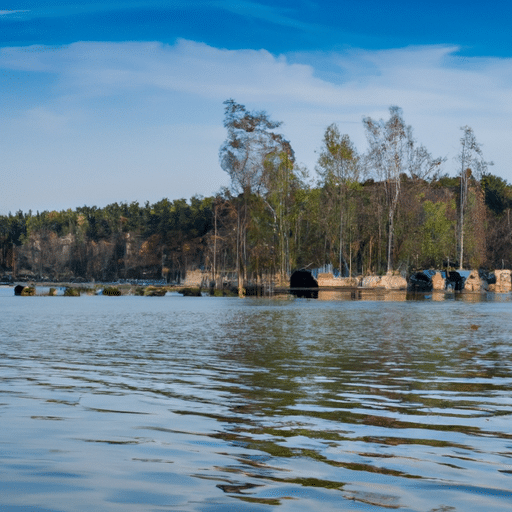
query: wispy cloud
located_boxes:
[0,10,30,15]
[4,40,510,114]
[211,0,320,33]
[1,39,511,213]
[0,2,174,22]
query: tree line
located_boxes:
[1,101,511,285]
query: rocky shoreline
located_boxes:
[5,268,512,297]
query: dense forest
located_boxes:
[1,102,511,286]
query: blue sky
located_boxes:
[1,1,511,214]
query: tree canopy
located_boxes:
[1,102,509,285]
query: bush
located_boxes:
[180,287,201,297]
[20,286,36,296]
[210,288,237,297]
[64,287,80,296]
[102,286,121,296]
[144,286,167,296]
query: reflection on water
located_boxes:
[1,287,512,511]
[317,289,409,301]
[316,289,512,302]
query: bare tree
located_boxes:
[409,144,445,181]
[363,106,442,272]
[219,99,293,195]
[457,126,492,269]
[219,99,294,292]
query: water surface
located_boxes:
[1,288,512,511]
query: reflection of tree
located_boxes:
[211,303,510,443]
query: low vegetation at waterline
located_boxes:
[102,286,121,296]
[13,285,82,296]
[63,287,80,296]
[20,286,35,296]
[180,287,201,296]
[2,103,509,288]
[10,283,248,297]
[143,286,167,296]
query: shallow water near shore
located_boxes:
[1,288,512,511]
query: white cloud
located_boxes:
[1,40,511,213]
[0,10,29,15]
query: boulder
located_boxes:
[290,270,318,288]
[183,269,205,287]
[380,273,407,290]
[464,270,488,292]
[432,272,446,291]
[316,273,360,287]
[361,273,407,290]
[361,275,383,288]
[20,286,36,296]
[447,271,466,291]
[409,272,432,292]
[494,270,511,293]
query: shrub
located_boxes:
[20,286,36,296]
[144,286,167,296]
[102,286,121,296]
[180,287,201,296]
[64,287,80,296]
[210,288,237,297]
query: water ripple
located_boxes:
[1,294,512,510]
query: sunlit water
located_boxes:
[1,287,512,511]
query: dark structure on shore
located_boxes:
[290,270,318,298]
[409,270,484,292]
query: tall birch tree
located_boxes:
[219,99,294,291]
[456,126,492,269]
[363,106,442,272]
[316,124,360,276]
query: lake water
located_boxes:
[1,287,512,511]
